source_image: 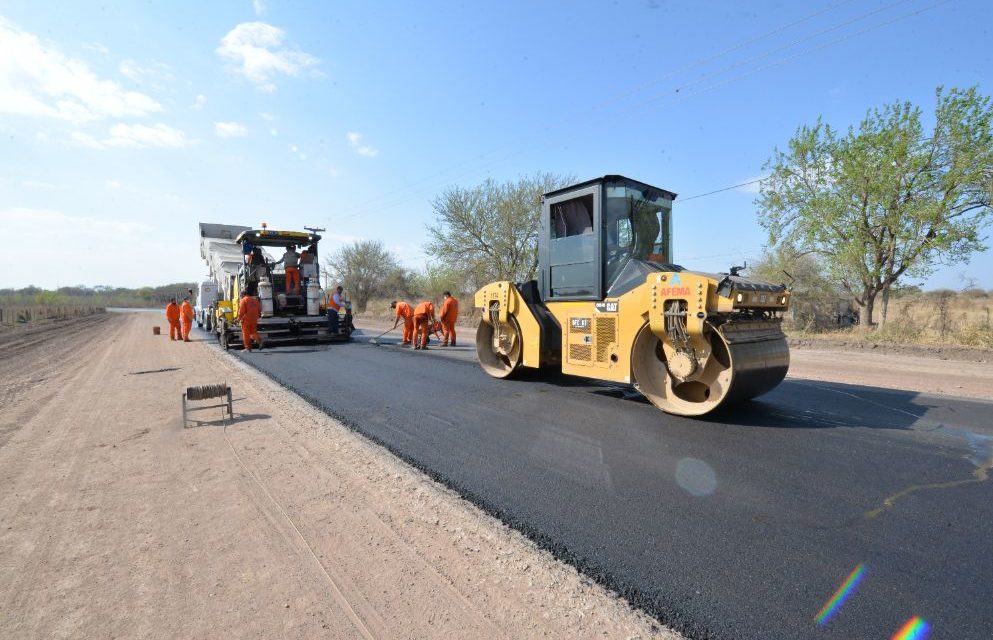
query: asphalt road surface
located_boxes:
[231,327,993,640]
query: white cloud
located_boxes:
[259,111,275,120]
[118,59,173,87]
[106,179,121,189]
[327,167,339,178]
[71,123,195,149]
[0,208,163,288]
[346,131,378,158]
[192,94,207,110]
[253,0,267,17]
[270,128,278,136]
[0,18,162,121]
[289,144,298,152]
[216,22,318,93]
[215,121,248,138]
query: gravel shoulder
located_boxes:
[0,310,676,639]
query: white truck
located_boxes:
[194,280,218,330]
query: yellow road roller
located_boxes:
[474,175,791,417]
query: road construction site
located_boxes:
[241,317,993,640]
[0,311,674,640]
[2,310,991,639]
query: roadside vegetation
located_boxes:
[782,287,993,348]
[757,86,993,327]
[0,283,197,327]
[10,89,992,349]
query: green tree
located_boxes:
[324,240,408,312]
[758,87,993,326]
[425,173,573,289]
[750,245,841,329]
[413,263,465,301]
[34,290,65,305]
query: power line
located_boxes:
[333,0,952,223]
[626,0,953,117]
[624,0,917,112]
[586,0,861,113]
[680,178,765,202]
[330,0,877,220]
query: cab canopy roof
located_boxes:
[236,229,321,247]
[543,175,678,201]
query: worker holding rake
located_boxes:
[390,300,414,346]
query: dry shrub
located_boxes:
[954,323,993,348]
[871,319,924,344]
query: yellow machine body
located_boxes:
[474,175,792,417]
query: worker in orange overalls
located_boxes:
[412,300,436,350]
[165,298,181,341]
[390,300,414,346]
[275,245,301,294]
[238,290,263,351]
[180,297,195,342]
[439,291,459,347]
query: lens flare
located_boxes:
[892,616,930,640]
[814,563,866,626]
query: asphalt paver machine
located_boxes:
[200,223,352,348]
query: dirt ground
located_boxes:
[0,311,676,640]
[785,344,993,400]
[2,313,989,640]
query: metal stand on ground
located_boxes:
[182,383,233,427]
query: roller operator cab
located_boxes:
[474,175,791,417]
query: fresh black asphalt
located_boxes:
[231,328,993,640]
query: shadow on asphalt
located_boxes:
[243,348,330,355]
[255,331,943,433]
[503,371,936,432]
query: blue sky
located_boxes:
[0,0,990,290]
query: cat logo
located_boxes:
[594,301,619,313]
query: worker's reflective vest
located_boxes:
[327,293,341,311]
